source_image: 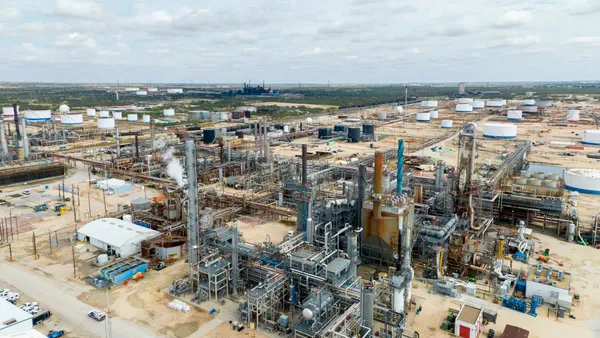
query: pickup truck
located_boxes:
[88,309,106,321]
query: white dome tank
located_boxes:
[127,114,138,122]
[112,112,123,120]
[306,117,313,123]
[567,110,580,122]
[2,106,18,117]
[86,108,96,117]
[522,99,536,106]
[486,100,503,108]
[99,110,110,118]
[456,104,473,113]
[59,104,70,114]
[136,90,148,96]
[441,120,453,128]
[98,118,115,130]
[483,123,517,139]
[536,100,553,107]
[164,108,175,117]
[395,106,403,113]
[582,130,600,144]
[507,110,523,121]
[458,98,474,104]
[564,169,600,194]
[97,254,108,265]
[420,100,438,108]
[472,101,485,109]
[378,111,387,120]
[143,115,151,124]
[430,110,439,119]
[416,112,431,122]
[25,110,52,122]
[61,114,83,125]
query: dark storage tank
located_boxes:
[348,127,361,143]
[203,129,216,144]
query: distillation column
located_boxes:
[186,138,200,268]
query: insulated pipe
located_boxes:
[301,144,308,186]
[232,217,239,295]
[397,139,404,194]
[374,151,383,195]
[185,138,200,268]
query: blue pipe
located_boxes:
[397,139,404,194]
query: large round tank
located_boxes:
[430,110,439,119]
[131,198,151,211]
[283,125,290,133]
[123,214,133,223]
[520,170,531,178]
[567,110,580,122]
[204,129,216,144]
[143,115,151,124]
[318,128,333,139]
[348,127,361,142]
[362,124,375,134]
[547,173,559,181]
[441,120,453,128]
[564,169,600,194]
[334,124,346,133]
[486,100,503,108]
[543,180,558,188]
[86,108,96,117]
[456,104,473,113]
[25,110,52,122]
[472,101,485,109]
[378,111,387,120]
[97,118,115,130]
[59,104,70,114]
[164,108,175,117]
[515,177,528,185]
[395,106,403,113]
[458,98,474,104]
[582,130,600,144]
[112,111,123,120]
[518,105,538,113]
[306,117,313,124]
[529,178,542,186]
[61,114,83,125]
[416,112,431,122]
[522,99,536,106]
[534,172,546,179]
[2,106,18,117]
[420,100,438,108]
[507,110,522,120]
[483,123,517,139]
[97,254,108,265]
[99,110,110,118]
[127,114,138,122]
[536,100,553,107]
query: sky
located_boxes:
[0,0,599,83]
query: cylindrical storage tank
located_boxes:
[283,125,290,133]
[203,129,216,144]
[520,170,531,178]
[112,112,123,120]
[522,99,536,106]
[378,111,387,120]
[61,114,83,125]
[518,105,538,113]
[131,198,151,211]
[348,127,361,142]
[420,100,438,108]
[500,99,507,106]
[164,108,175,116]
[441,120,453,128]
[536,100,553,107]
[2,106,18,117]
[334,124,346,133]
[99,110,110,118]
[564,169,600,194]
[143,115,151,124]
[318,128,333,139]
[515,177,528,185]
[547,173,559,181]
[430,110,439,119]
[582,130,600,144]
[472,101,485,109]
[127,114,138,122]
[507,110,522,121]
[543,180,558,188]
[534,172,546,179]
[482,123,517,139]
[567,110,580,122]
[59,104,70,114]
[86,108,96,117]
[395,105,403,114]
[486,100,503,108]
[25,110,52,122]
[456,104,473,113]
[97,254,108,265]
[123,214,133,223]
[416,112,431,122]
[97,118,115,129]
[235,130,245,139]
[362,124,375,134]
[529,178,542,186]
[458,98,474,104]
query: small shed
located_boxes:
[95,178,132,195]
[454,304,483,338]
[77,218,159,257]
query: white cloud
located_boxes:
[503,35,542,46]
[301,47,324,56]
[54,0,102,19]
[148,48,170,55]
[567,36,600,46]
[54,32,97,49]
[345,55,359,60]
[97,50,121,56]
[433,20,479,37]
[495,10,533,28]
[0,7,20,21]
[569,0,600,15]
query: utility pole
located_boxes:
[72,184,77,223]
[404,84,408,132]
[102,187,107,215]
[32,231,37,260]
[55,231,58,248]
[48,230,52,256]
[72,245,76,278]
[8,243,12,261]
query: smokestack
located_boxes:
[134,134,139,158]
[185,138,199,268]
[374,151,383,195]
[396,140,404,194]
[21,118,29,160]
[301,144,307,186]
[0,119,8,159]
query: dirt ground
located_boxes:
[250,101,338,109]
[236,217,295,244]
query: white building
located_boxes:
[0,299,33,336]
[5,329,47,338]
[77,218,160,258]
[167,88,183,94]
[454,304,483,338]
[526,265,572,308]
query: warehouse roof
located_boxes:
[5,330,47,338]
[77,218,159,248]
[0,299,32,331]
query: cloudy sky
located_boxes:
[0,0,599,83]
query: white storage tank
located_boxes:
[136,90,148,96]
[123,214,133,223]
[86,108,96,117]
[529,178,542,186]
[127,114,138,122]
[430,110,439,119]
[2,106,18,117]
[148,87,158,92]
[536,100,553,108]
[522,99,536,106]
[416,112,431,122]
[378,111,387,120]
[456,104,473,113]
[61,114,83,125]
[395,106,403,114]
[441,120,453,128]
[483,123,517,139]
[507,110,523,121]
[458,98,474,104]
[98,118,115,130]
[564,169,600,194]
[520,170,531,178]
[283,125,290,133]
[582,130,600,144]
[97,254,109,265]
[566,110,580,122]
[164,108,175,117]
[486,100,503,108]
[143,115,151,124]
[25,110,52,122]
[112,111,123,120]
[500,99,507,106]
[420,100,438,108]
[515,177,528,185]
[59,104,70,114]
[99,110,110,118]
[472,101,485,109]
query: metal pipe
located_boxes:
[115,126,120,158]
[301,144,308,186]
[374,151,383,195]
[150,117,156,161]
[232,217,239,295]
[397,139,404,194]
[21,117,29,160]
[185,138,199,268]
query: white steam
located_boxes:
[163,147,185,187]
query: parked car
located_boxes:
[88,309,106,321]
[6,292,20,303]
[0,289,9,297]
[22,190,31,195]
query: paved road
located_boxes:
[0,259,156,338]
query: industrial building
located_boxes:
[0,299,33,336]
[77,218,160,257]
